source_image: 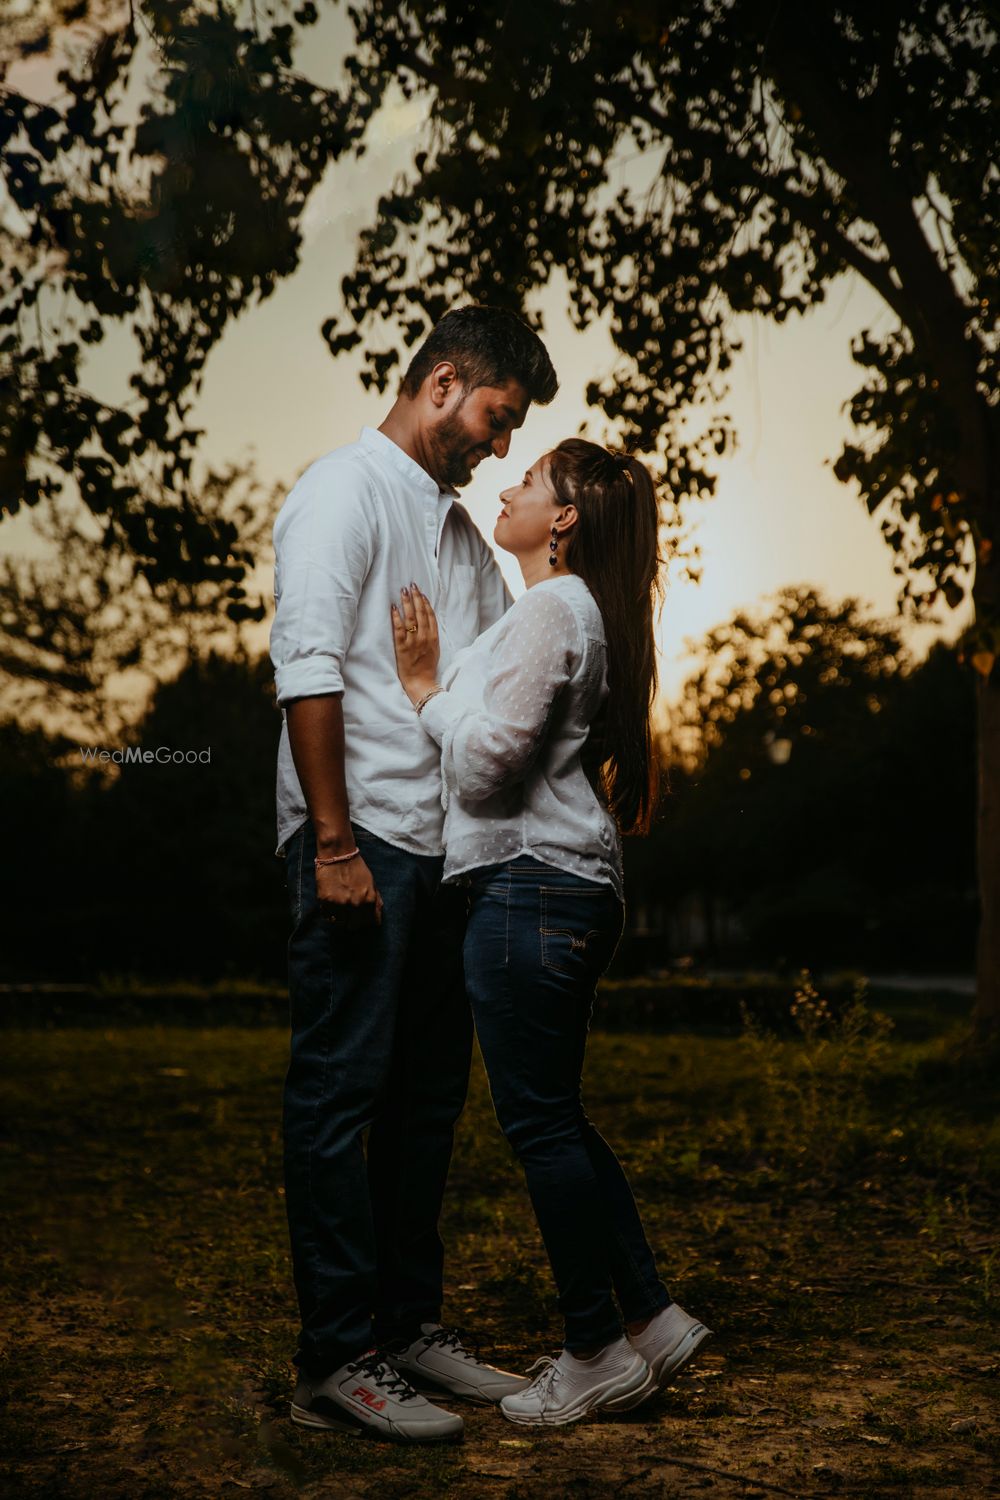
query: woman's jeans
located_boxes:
[464,857,671,1352]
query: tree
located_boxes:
[629,588,976,968]
[4,4,996,1030]
[634,585,911,962]
[92,649,285,980]
[0,460,281,738]
[0,714,78,982]
[0,650,287,982]
[671,585,907,771]
[0,0,361,590]
[323,1,1000,1036]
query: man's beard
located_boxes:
[428,396,488,488]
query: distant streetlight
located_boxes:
[764,731,793,766]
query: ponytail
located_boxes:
[548,438,663,834]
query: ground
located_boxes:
[1,990,997,1499]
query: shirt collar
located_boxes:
[359,426,454,503]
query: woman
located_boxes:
[390,438,711,1427]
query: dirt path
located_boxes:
[6,1276,996,1498]
[2,1024,997,1498]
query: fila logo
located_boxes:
[352,1386,387,1411]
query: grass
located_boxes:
[1,981,998,1498]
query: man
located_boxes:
[270,305,558,1443]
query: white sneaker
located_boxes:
[627,1303,713,1390]
[383,1322,529,1405]
[499,1336,655,1427]
[290,1348,464,1443]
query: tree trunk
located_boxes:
[972,662,1000,1042]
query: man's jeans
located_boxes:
[282,819,472,1377]
[464,857,671,1352]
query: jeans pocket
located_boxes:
[539,886,622,979]
[285,827,309,926]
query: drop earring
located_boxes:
[549,525,559,567]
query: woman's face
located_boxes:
[494,454,567,557]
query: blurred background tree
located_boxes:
[626,587,976,972]
[0,0,341,985]
[0,651,283,984]
[0,0,358,587]
[0,587,974,984]
[0,462,280,738]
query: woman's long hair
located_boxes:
[548,438,663,836]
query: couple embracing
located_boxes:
[269,305,711,1443]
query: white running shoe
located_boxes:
[499,1336,655,1427]
[626,1303,713,1391]
[290,1348,464,1443]
[383,1322,529,1405]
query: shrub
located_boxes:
[740,968,895,1177]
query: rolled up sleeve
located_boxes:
[270,458,377,707]
[420,590,578,801]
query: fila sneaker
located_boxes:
[384,1323,529,1405]
[290,1348,464,1443]
[499,1336,655,1427]
[625,1303,713,1391]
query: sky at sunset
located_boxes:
[3,5,974,706]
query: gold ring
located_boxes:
[406,625,417,633]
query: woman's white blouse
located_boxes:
[418,573,624,898]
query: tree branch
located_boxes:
[615,87,911,327]
[764,17,995,508]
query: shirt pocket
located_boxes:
[438,563,480,651]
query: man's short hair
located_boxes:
[400,305,558,406]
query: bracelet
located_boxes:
[415,686,444,715]
[315,847,360,868]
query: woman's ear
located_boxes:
[554,503,578,537]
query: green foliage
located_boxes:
[627,588,976,968]
[330,1,999,639]
[0,0,364,584]
[6,2,997,640]
[739,969,896,1177]
[0,461,281,736]
[671,583,907,769]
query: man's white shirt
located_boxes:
[270,426,512,857]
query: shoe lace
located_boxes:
[522,1355,561,1412]
[345,1350,421,1403]
[423,1324,482,1364]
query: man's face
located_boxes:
[427,378,530,489]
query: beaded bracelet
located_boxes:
[315,847,360,868]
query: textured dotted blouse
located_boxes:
[418,573,624,898]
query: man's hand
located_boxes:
[284,695,384,931]
[392,582,440,705]
[316,850,383,929]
